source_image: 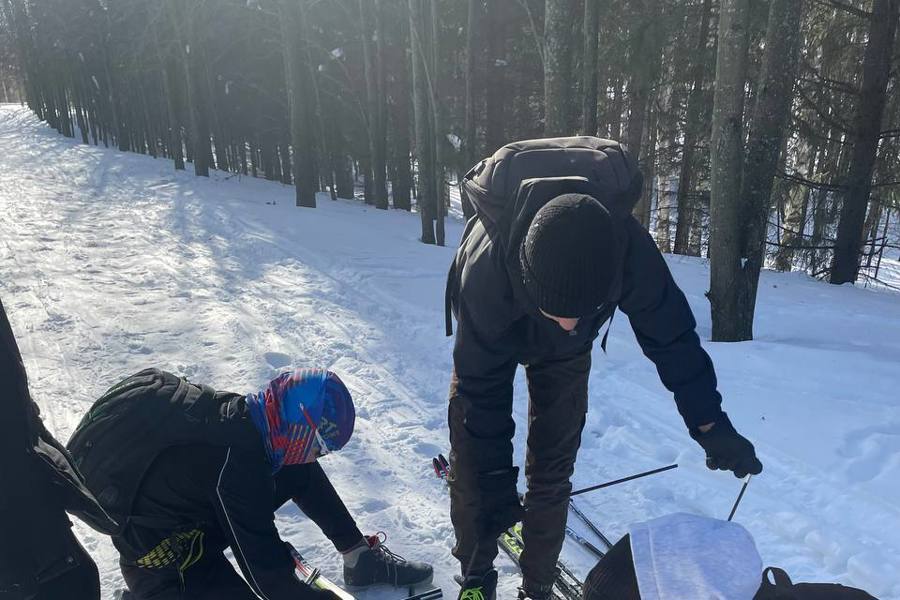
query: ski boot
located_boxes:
[343,532,433,590]
[457,568,498,600]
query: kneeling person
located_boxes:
[68,368,432,600]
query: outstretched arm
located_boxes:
[618,220,762,477]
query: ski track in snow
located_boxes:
[1,105,899,599]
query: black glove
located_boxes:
[690,414,763,478]
[476,467,524,539]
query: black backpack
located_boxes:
[446,136,643,336]
[754,567,879,599]
[66,368,258,534]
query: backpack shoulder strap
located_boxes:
[755,567,796,599]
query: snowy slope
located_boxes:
[1,105,898,599]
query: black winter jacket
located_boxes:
[447,147,726,479]
[0,298,115,592]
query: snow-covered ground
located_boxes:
[1,104,899,599]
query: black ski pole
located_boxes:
[727,475,752,522]
[570,464,678,497]
[568,499,614,550]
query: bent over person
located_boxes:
[67,368,432,599]
[445,137,763,600]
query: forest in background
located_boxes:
[0,0,898,341]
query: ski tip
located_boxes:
[438,453,449,469]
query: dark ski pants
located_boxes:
[119,461,362,599]
[450,350,590,588]
[0,530,99,600]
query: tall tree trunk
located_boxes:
[388,11,413,211]
[673,0,713,255]
[153,9,185,171]
[633,95,657,228]
[543,0,574,136]
[624,1,663,165]
[361,0,389,209]
[279,0,317,207]
[723,0,802,340]
[707,0,750,341]
[830,0,900,284]
[464,0,480,170]
[409,0,436,244]
[775,134,818,271]
[581,0,599,136]
[485,0,507,154]
[429,0,445,246]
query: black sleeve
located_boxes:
[0,299,39,510]
[276,462,363,552]
[448,223,520,480]
[213,447,323,600]
[618,219,725,430]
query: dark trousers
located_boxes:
[121,552,258,600]
[119,461,361,599]
[0,529,99,600]
[450,351,590,588]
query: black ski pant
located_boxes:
[118,461,362,599]
[0,526,99,600]
[450,350,590,589]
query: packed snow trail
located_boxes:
[1,105,898,599]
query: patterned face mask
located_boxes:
[247,369,355,473]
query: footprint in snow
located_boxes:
[264,351,292,370]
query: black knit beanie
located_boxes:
[520,194,619,318]
[583,534,641,600]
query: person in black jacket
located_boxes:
[0,298,116,600]
[446,138,763,600]
[75,368,433,600]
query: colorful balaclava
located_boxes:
[247,369,355,473]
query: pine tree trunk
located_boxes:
[409,0,436,244]
[388,13,413,212]
[724,0,802,340]
[830,0,900,284]
[624,1,663,165]
[485,0,507,154]
[707,0,750,341]
[581,0,599,136]
[429,0,445,246]
[360,0,389,209]
[673,0,712,256]
[633,96,657,229]
[543,0,574,136]
[775,135,817,272]
[464,0,480,170]
[279,0,317,207]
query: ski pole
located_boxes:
[568,499,614,550]
[570,464,678,497]
[727,474,752,522]
[565,526,604,559]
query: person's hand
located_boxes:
[690,414,763,478]
[476,467,524,538]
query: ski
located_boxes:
[433,454,582,600]
[289,544,357,600]
[290,543,443,600]
[568,498,613,551]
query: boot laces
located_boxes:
[366,531,408,565]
